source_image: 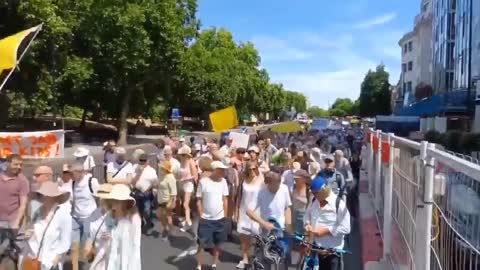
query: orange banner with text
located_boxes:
[0,130,64,158]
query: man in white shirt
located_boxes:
[196,161,229,270]
[106,147,134,185]
[132,153,158,233]
[160,146,181,179]
[73,146,96,176]
[247,171,292,233]
[70,162,100,270]
[303,176,350,270]
[219,137,232,157]
[281,161,300,193]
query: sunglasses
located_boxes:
[33,173,50,177]
[139,159,147,162]
[249,168,258,171]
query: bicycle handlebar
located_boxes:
[294,233,350,255]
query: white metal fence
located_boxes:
[366,129,480,270]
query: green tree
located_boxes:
[284,91,307,113]
[329,98,356,116]
[307,106,329,118]
[359,64,391,117]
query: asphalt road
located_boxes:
[140,218,362,270]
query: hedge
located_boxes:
[424,130,480,153]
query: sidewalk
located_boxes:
[358,169,391,270]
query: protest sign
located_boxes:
[0,130,65,158]
[229,132,249,149]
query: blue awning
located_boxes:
[394,90,469,117]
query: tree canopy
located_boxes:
[0,0,308,143]
[358,64,391,117]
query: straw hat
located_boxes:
[178,145,192,157]
[101,184,135,205]
[35,182,70,204]
[198,156,213,171]
[161,161,173,173]
[94,183,114,199]
[74,147,89,158]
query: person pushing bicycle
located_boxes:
[302,176,351,270]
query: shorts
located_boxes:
[158,202,168,208]
[197,218,227,249]
[72,217,88,243]
[182,180,194,193]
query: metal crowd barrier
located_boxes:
[366,129,480,270]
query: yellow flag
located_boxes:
[0,25,42,89]
[209,106,239,132]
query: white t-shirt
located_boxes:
[72,175,100,219]
[132,164,158,192]
[159,158,181,179]
[107,161,134,181]
[196,177,229,220]
[255,184,292,228]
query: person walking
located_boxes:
[21,181,72,270]
[291,169,311,235]
[196,161,229,270]
[29,166,54,224]
[303,176,351,270]
[57,164,73,211]
[0,154,29,231]
[106,147,134,185]
[178,145,198,231]
[103,184,142,270]
[132,153,157,234]
[70,162,100,270]
[235,161,263,269]
[74,147,96,176]
[84,184,115,270]
[156,161,177,241]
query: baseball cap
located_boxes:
[211,161,228,170]
[323,154,334,162]
[310,176,327,192]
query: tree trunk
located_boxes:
[79,108,88,129]
[117,87,134,146]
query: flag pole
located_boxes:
[0,24,43,92]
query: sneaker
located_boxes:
[179,220,192,232]
[211,264,217,269]
[160,230,169,242]
[196,266,201,270]
[236,260,247,269]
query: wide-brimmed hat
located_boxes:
[35,182,70,204]
[74,147,89,158]
[94,183,114,199]
[178,145,192,157]
[115,147,127,155]
[100,184,136,205]
[198,156,213,171]
[211,161,228,170]
[161,161,173,173]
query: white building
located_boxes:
[397,0,433,106]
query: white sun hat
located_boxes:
[102,184,136,205]
[74,147,90,158]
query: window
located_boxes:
[451,0,456,10]
[408,61,413,71]
[460,52,464,74]
[403,83,407,92]
[402,63,407,72]
[462,12,466,37]
[441,15,444,34]
[407,82,412,92]
[422,2,429,12]
[408,41,413,51]
[404,44,408,53]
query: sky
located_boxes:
[197,0,419,109]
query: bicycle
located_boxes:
[241,226,288,270]
[0,228,26,270]
[293,233,349,270]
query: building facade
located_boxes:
[397,0,433,107]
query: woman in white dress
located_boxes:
[21,182,72,270]
[235,161,263,269]
[177,145,198,229]
[84,184,115,270]
[103,184,142,270]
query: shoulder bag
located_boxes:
[22,207,59,270]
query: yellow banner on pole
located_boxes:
[209,106,239,132]
[0,24,42,91]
